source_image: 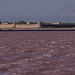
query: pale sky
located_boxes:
[0,0,75,22]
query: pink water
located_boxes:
[0,31,75,75]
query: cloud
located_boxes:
[60,4,75,16]
[63,4,75,12]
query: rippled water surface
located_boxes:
[0,31,75,75]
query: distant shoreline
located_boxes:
[1,27,75,31]
[0,21,75,31]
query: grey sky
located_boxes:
[0,0,75,22]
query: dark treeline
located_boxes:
[41,25,75,28]
[9,21,37,24]
[16,21,26,24]
[0,21,1,24]
[41,23,75,28]
[30,22,37,24]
